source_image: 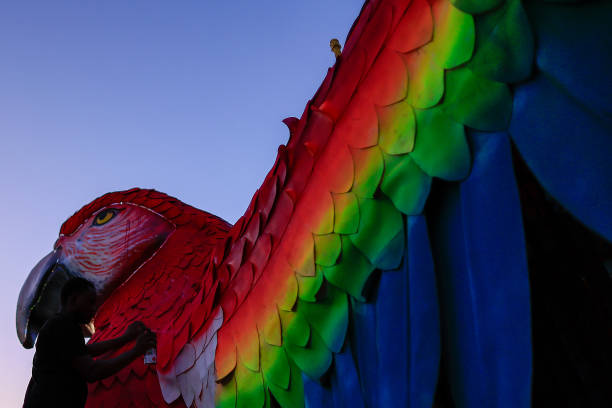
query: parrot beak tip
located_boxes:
[16,250,73,348]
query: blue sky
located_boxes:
[0,1,363,405]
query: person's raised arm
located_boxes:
[85,321,147,357]
[73,330,156,383]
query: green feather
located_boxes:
[372,228,405,270]
[216,374,237,408]
[313,234,342,266]
[442,67,512,130]
[261,342,290,390]
[321,236,375,301]
[332,192,360,234]
[235,362,265,408]
[411,106,471,181]
[403,49,444,109]
[285,328,332,379]
[468,0,533,83]
[298,284,348,353]
[427,2,475,69]
[297,265,324,302]
[268,358,305,408]
[377,100,415,154]
[381,153,432,215]
[450,0,504,14]
[279,310,310,347]
[349,198,403,267]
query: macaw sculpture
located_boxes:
[17,0,612,407]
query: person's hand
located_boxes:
[124,321,148,341]
[133,329,156,355]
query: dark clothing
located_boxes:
[23,314,88,408]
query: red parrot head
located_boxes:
[57,203,173,298]
[16,188,230,349]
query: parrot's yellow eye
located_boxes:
[93,209,117,226]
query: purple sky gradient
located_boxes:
[0,1,363,405]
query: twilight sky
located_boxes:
[0,1,363,405]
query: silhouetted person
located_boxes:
[23,277,156,408]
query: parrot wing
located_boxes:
[161,0,612,407]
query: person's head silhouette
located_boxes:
[60,277,97,324]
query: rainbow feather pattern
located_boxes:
[207,0,611,406]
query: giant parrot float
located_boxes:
[16,0,612,407]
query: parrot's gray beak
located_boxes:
[16,249,74,348]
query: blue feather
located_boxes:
[426,131,532,407]
[510,73,612,243]
[329,346,366,408]
[349,297,380,407]
[376,215,439,408]
[303,376,334,408]
[524,1,612,118]
[510,1,612,243]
